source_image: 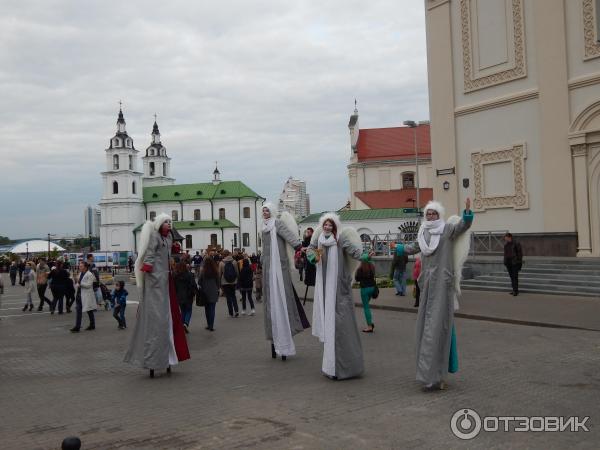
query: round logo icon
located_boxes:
[450,408,482,440]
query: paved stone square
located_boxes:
[0,281,598,449]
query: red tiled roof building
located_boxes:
[347,106,433,210]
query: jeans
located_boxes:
[180,303,193,326]
[10,273,16,286]
[113,303,126,327]
[75,295,95,329]
[505,263,520,294]
[360,286,375,326]
[37,284,52,309]
[393,270,407,295]
[204,303,216,329]
[240,290,255,311]
[51,291,65,313]
[222,285,239,316]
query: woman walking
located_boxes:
[173,260,196,333]
[238,258,255,315]
[21,262,36,312]
[70,261,97,332]
[199,257,220,331]
[354,254,377,333]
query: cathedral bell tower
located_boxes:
[142,117,175,187]
[99,106,145,253]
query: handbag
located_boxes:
[372,285,380,299]
[195,285,208,307]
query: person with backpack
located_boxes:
[111,280,128,329]
[173,260,196,332]
[238,258,255,315]
[219,250,240,317]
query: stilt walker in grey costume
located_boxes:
[307,213,371,380]
[261,202,310,361]
[396,198,473,391]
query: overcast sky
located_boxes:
[0,0,429,239]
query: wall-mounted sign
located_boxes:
[436,167,456,176]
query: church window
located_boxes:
[132,181,136,194]
[171,210,178,221]
[243,207,251,219]
[234,233,238,247]
[149,211,156,221]
[126,139,131,148]
[112,181,118,194]
[402,172,415,189]
[185,234,193,249]
[149,162,155,176]
[163,163,167,176]
[243,233,250,247]
[219,208,226,220]
[193,209,201,220]
[113,155,119,170]
[150,149,155,156]
[113,138,120,147]
[210,234,218,247]
[129,155,133,170]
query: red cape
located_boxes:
[168,275,191,362]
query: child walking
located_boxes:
[111,280,128,329]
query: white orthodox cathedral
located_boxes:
[99,108,265,260]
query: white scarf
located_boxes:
[264,218,295,356]
[312,232,338,377]
[417,219,446,256]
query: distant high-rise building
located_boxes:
[278,177,310,219]
[84,206,101,237]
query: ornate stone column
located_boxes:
[571,144,592,256]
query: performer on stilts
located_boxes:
[124,213,190,377]
[395,198,473,391]
[261,202,310,361]
[307,213,372,380]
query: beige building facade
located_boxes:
[425,0,600,256]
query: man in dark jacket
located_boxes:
[503,233,523,296]
[390,246,409,296]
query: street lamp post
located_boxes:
[403,120,420,218]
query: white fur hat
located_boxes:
[318,212,342,231]
[423,201,445,220]
[153,213,172,231]
[262,202,277,217]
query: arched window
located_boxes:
[149,211,156,221]
[113,138,120,147]
[126,139,131,148]
[171,210,178,221]
[402,172,415,189]
[193,209,201,220]
[149,149,154,156]
[112,181,118,194]
[243,207,251,218]
[128,155,133,170]
[132,181,136,194]
[163,163,167,176]
[242,233,250,247]
[113,154,119,170]
[149,162,155,176]
[210,234,218,246]
[219,208,226,220]
[185,235,192,249]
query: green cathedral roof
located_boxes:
[299,208,412,224]
[143,181,263,203]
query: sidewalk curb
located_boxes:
[301,298,600,333]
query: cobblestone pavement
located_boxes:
[0,281,598,450]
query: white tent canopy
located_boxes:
[10,240,65,254]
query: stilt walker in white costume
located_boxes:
[124,213,190,377]
[307,213,372,380]
[395,198,473,391]
[261,203,310,361]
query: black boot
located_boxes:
[271,343,276,359]
[22,305,28,312]
[281,355,287,361]
[149,369,155,378]
[166,366,171,374]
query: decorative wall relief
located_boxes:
[583,0,600,60]
[471,143,529,211]
[461,0,526,92]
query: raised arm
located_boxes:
[447,198,475,240]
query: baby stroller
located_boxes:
[99,283,112,310]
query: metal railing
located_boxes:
[470,231,508,255]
